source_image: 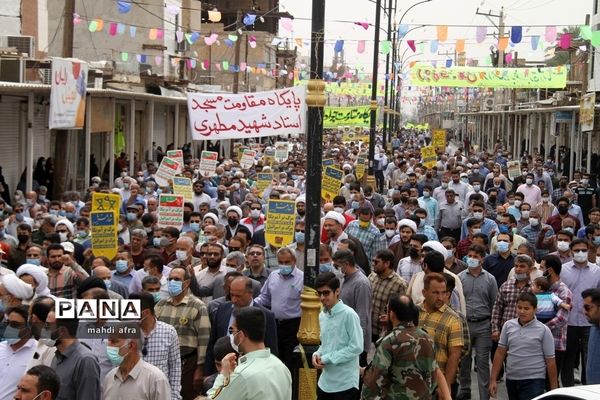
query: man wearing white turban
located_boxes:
[16,264,52,301]
[0,273,34,308]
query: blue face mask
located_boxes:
[498,224,510,234]
[106,344,128,366]
[351,201,360,210]
[126,212,137,222]
[104,279,112,290]
[466,257,480,269]
[58,210,66,217]
[295,232,305,244]
[115,260,129,273]
[497,241,510,253]
[26,258,41,266]
[278,265,293,276]
[153,237,161,247]
[319,262,333,273]
[190,222,201,232]
[151,291,162,303]
[168,280,184,297]
[65,212,75,221]
[594,236,600,246]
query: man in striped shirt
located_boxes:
[156,266,211,400]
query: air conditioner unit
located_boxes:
[483,97,495,110]
[0,36,35,57]
[41,68,51,84]
[0,58,25,82]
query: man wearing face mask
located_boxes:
[520,209,555,260]
[517,173,542,207]
[102,323,171,400]
[240,201,265,239]
[7,223,32,270]
[192,181,212,213]
[195,244,233,303]
[156,266,211,400]
[92,266,128,299]
[363,185,385,210]
[547,197,581,234]
[457,244,498,400]
[254,248,303,369]
[287,220,306,271]
[159,227,179,265]
[224,206,251,245]
[129,292,182,400]
[111,251,136,289]
[0,305,38,400]
[207,307,291,399]
[54,220,85,266]
[344,207,386,263]
[418,186,439,227]
[5,204,34,238]
[559,238,600,387]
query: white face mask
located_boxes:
[175,250,188,261]
[334,207,345,214]
[376,218,385,226]
[574,251,589,264]
[521,211,530,219]
[385,229,396,238]
[529,218,539,227]
[556,240,570,252]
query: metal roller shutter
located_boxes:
[0,100,22,196]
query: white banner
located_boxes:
[49,57,88,129]
[187,86,307,140]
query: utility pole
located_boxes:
[54,0,76,197]
[232,9,243,94]
[476,7,505,67]
[382,0,393,150]
[368,0,382,183]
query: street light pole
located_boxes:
[382,0,393,151]
[367,0,382,182]
[294,0,325,398]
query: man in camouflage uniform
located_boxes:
[361,295,438,399]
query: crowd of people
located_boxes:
[0,128,599,400]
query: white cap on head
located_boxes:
[397,219,417,233]
[324,211,345,226]
[423,240,450,261]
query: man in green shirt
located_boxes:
[208,307,291,399]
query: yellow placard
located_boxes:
[256,173,273,198]
[265,200,296,247]
[90,211,118,260]
[433,130,446,151]
[92,192,122,214]
[356,157,367,180]
[172,177,193,202]
[421,146,437,169]
[321,166,344,202]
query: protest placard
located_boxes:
[199,151,219,176]
[433,130,446,151]
[421,146,437,169]
[155,157,180,187]
[274,142,289,162]
[157,195,184,229]
[265,200,296,247]
[91,192,122,214]
[321,166,344,201]
[240,149,257,169]
[173,177,193,202]
[166,149,184,174]
[91,211,118,260]
[356,157,367,179]
[256,173,273,198]
[507,161,522,180]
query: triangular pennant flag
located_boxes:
[407,40,416,52]
[545,26,557,43]
[531,35,540,50]
[295,38,303,47]
[446,59,452,67]
[108,22,117,36]
[505,53,513,64]
[354,22,370,30]
[215,63,222,71]
[334,40,344,53]
[560,33,572,49]
[95,19,104,31]
[498,36,509,51]
[156,29,164,40]
[136,54,142,63]
[476,26,487,43]
[511,26,523,44]
[149,28,158,40]
[73,13,82,25]
[380,41,391,54]
[224,39,234,47]
[455,39,465,53]
[117,1,131,13]
[121,52,129,62]
[222,61,229,70]
[154,56,162,66]
[190,32,200,43]
[129,26,136,38]
[88,20,98,32]
[430,40,438,53]
[176,30,184,43]
[185,33,193,44]
[437,25,448,42]
[240,62,247,71]
[281,18,293,32]
[228,34,238,42]
[208,10,222,22]
[398,24,409,37]
[243,14,256,26]
[202,60,209,70]
[592,31,600,46]
[581,25,592,40]
[117,23,126,34]
[357,40,366,54]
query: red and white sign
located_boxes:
[187,86,307,140]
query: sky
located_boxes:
[278,0,592,73]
